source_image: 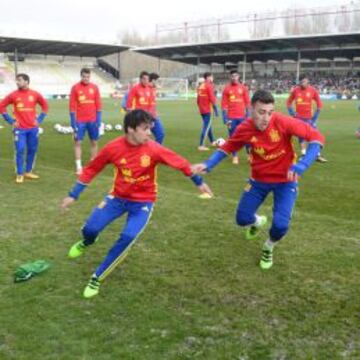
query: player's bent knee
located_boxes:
[82,224,100,240]
[270,216,290,240]
[236,211,255,227]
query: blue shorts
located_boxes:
[74,121,99,141]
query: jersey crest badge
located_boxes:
[269,129,280,142]
[140,154,151,167]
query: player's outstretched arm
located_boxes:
[60,196,76,212]
[287,142,322,182]
[189,173,213,197]
[190,173,214,197]
[61,145,111,211]
[197,182,213,196]
[154,144,214,197]
[60,182,87,212]
[191,163,207,175]
[192,150,228,175]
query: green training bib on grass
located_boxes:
[14,260,51,283]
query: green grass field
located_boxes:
[0,98,359,359]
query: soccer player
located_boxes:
[69,68,102,175]
[148,72,165,144]
[126,71,165,144]
[191,90,325,270]
[287,74,326,162]
[0,73,48,183]
[196,72,219,151]
[221,70,250,164]
[61,110,212,298]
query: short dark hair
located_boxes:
[139,71,150,79]
[80,68,91,76]
[251,90,275,105]
[203,72,212,80]
[16,73,30,83]
[230,69,239,75]
[124,110,153,133]
[149,72,159,81]
[299,74,308,81]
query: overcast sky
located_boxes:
[0,0,351,44]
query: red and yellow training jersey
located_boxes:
[78,137,193,202]
[0,89,48,129]
[286,85,322,119]
[69,82,101,122]
[221,112,325,183]
[221,82,250,119]
[126,83,152,113]
[196,80,217,114]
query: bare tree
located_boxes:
[335,5,351,33]
[249,11,277,39]
[308,9,330,34]
[350,1,360,31]
[282,7,332,36]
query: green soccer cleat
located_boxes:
[245,215,267,240]
[83,277,101,298]
[260,246,273,270]
[68,241,86,259]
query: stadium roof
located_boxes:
[0,36,130,57]
[133,32,360,64]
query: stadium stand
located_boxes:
[0,56,118,98]
[134,33,360,99]
[0,36,129,98]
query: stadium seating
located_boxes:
[0,55,117,98]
